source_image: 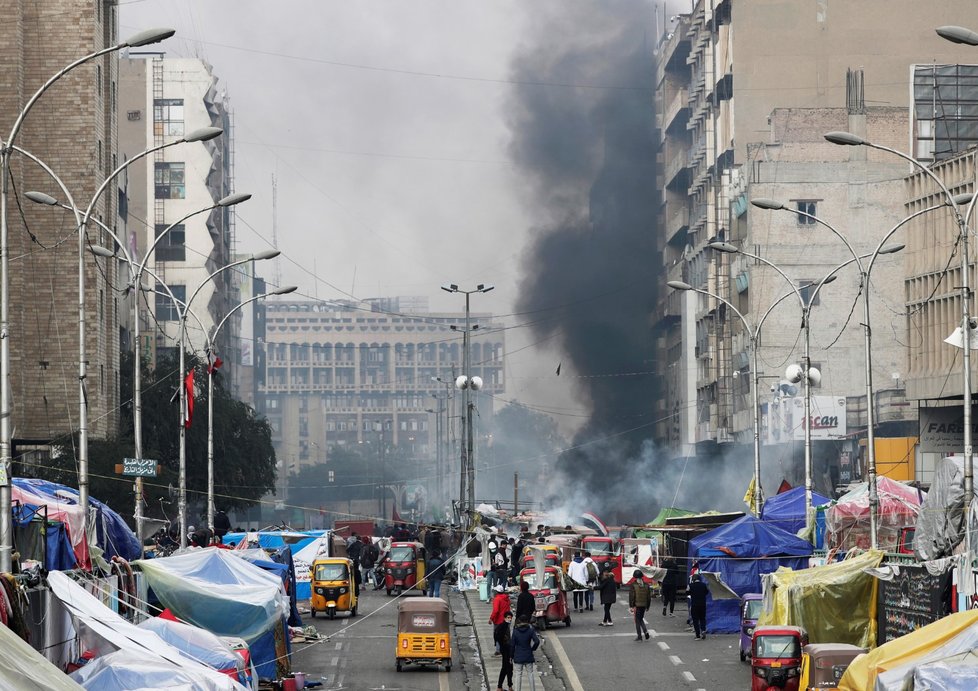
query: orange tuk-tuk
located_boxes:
[520,566,571,629]
[799,643,865,690]
[395,597,451,672]
[751,625,809,691]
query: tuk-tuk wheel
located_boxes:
[351,605,357,617]
[534,619,545,631]
[564,616,572,627]
[445,662,452,672]
[328,609,335,620]
[386,589,392,596]
[310,609,316,618]
[396,661,402,672]
[739,650,746,662]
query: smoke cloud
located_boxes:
[508,1,752,523]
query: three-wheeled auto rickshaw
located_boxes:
[310,557,358,619]
[395,597,452,672]
[751,626,809,691]
[521,544,560,570]
[740,593,764,661]
[384,541,427,596]
[520,566,571,629]
[799,643,865,690]
[582,535,620,584]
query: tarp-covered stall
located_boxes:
[758,550,884,649]
[136,548,290,681]
[760,486,831,535]
[0,609,84,690]
[914,455,974,560]
[826,477,924,553]
[46,571,245,691]
[689,515,813,633]
[838,609,978,691]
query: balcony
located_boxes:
[663,88,690,134]
[666,205,689,242]
[664,146,690,190]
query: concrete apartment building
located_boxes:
[118,55,240,378]
[258,298,504,523]
[0,0,123,451]
[653,0,976,488]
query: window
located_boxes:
[154,223,185,261]
[155,284,186,321]
[795,200,817,225]
[798,280,821,307]
[155,162,185,199]
[153,98,184,137]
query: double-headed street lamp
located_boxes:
[0,26,175,573]
[176,250,280,546]
[440,283,493,523]
[205,285,297,531]
[822,128,977,549]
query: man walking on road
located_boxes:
[628,569,651,641]
[688,573,710,640]
[426,550,445,598]
[568,552,588,613]
[660,556,678,617]
[597,569,617,626]
[511,614,540,691]
[583,552,598,611]
[515,580,535,623]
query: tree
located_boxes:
[22,350,277,526]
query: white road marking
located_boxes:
[334,642,342,650]
[439,670,450,691]
[545,632,586,691]
[682,671,697,683]
[669,655,682,666]
[329,656,339,667]
[657,641,670,651]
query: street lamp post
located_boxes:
[176,250,280,547]
[823,129,977,548]
[441,283,493,523]
[0,26,175,573]
[751,196,956,543]
[27,175,242,545]
[204,286,297,531]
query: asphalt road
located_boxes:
[291,586,754,690]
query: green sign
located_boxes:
[122,458,158,477]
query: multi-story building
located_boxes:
[118,54,239,377]
[653,0,975,483]
[258,297,505,523]
[0,0,123,451]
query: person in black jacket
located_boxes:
[688,573,710,640]
[515,580,535,623]
[597,570,617,626]
[660,556,678,616]
[493,611,514,691]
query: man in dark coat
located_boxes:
[515,580,535,623]
[510,615,540,690]
[628,569,651,641]
[660,556,679,616]
[688,573,710,640]
[597,570,617,626]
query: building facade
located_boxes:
[653,0,976,483]
[258,298,505,523]
[0,0,122,450]
[118,55,239,376]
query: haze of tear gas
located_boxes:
[507,1,747,523]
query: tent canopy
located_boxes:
[827,477,924,552]
[0,609,84,690]
[689,515,814,634]
[760,486,831,535]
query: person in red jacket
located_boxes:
[489,584,511,655]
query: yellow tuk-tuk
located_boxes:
[395,597,451,672]
[310,557,358,619]
[799,643,865,690]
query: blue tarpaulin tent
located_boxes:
[689,515,813,633]
[14,478,141,561]
[760,486,831,535]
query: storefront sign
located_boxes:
[765,396,847,444]
[919,405,978,453]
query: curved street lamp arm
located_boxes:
[791,209,863,274]
[866,202,950,275]
[722,246,807,315]
[209,291,277,349]
[134,203,219,285]
[10,146,83,231]
[82,140,177,226]
[681,284,754,338]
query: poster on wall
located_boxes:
[919,405,978,453]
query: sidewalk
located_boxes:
[463,589,551,690]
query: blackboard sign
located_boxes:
[876,564,950,644]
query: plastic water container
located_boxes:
[294,672,306,690]
[479,579,489,601]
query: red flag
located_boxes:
[777,479,793,494]
[207,353,223,375]
[184,369,195,429]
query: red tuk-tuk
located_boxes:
[520,566,571,629]
[751,625,809,691]
[383,541,427,596]
[581,536,621,584]
[521,545,560,569]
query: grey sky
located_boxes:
[120,0,596,430]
